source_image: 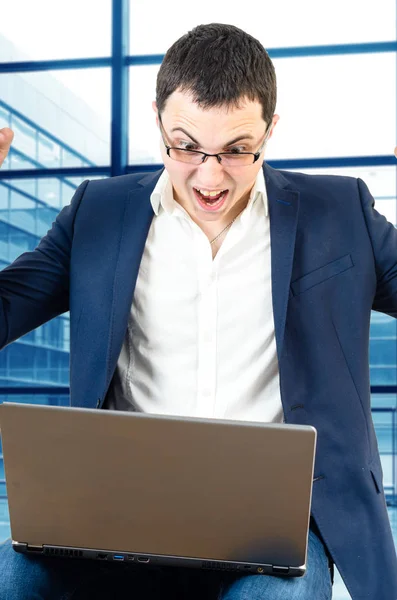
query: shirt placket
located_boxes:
[196,243,218,418]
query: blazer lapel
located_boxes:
[264,163,300,359]
[102,170,162,398]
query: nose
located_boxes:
[196,155,225,187]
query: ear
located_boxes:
[268,114,280,139]
[152,101,159,127]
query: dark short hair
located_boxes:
[156,23,277,126]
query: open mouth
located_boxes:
[193,187,229,211]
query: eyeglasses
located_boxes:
[158,116,271,167]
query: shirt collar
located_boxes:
[240,168,268,227]
[150,167,268,219]
[150,169,175,216]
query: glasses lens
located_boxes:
[169,149,203,164]
[220,153,254,167]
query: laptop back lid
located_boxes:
[0,402,316,570]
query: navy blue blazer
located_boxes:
[0,162,396,598]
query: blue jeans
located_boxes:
[0,529,332,599]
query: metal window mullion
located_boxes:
[125,42,397,67]
[0,167,110,180]
[0,57,111,74]
[394,0,397,502]
[393,409,396,499]
[111,0,130,177]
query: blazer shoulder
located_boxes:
[74,169,163,215]
[278,167,358,193]
[274,168,364,214]
[86,170,162,195]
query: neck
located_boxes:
[193,193,251,242]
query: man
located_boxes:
[0,23,397,599]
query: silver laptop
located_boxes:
[0,402,316,577]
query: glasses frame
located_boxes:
[158,115,271,166]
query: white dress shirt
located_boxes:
[106,168,283,423]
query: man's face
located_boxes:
[153,91,278,225]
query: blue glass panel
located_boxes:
[130,0,395,54]
[0,182,9,211]
[2,69,111,168]
[1,1,111,62]
[11,115,37,159]
[373,411,394,453]
[37,133,61,169]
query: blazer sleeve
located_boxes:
[358,177,397,317]
[0,179,89,349]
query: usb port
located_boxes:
[27,545,43,553]
[127,555,135,561]
[113,555,125,561]
[97,553,108,560]
[272,565,289,574]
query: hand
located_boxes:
[0,128,14,168]
[395,147,397,159]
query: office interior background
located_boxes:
[0,1,396,597]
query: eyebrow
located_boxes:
[170,127,255,147]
